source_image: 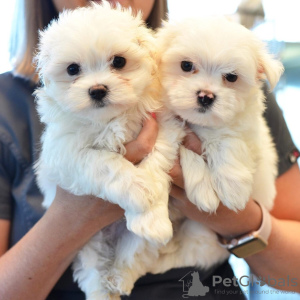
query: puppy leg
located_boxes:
[106,231,158,296]
[76,149,156,213]
[126,195,171,245]
[55,148,167,241]
[252,125,277,210]
[72,233,112,300]
[126,116,184,244]
[71,148,174,244]
[206,138,254,211]
[252,157,277,210]
[180,145,220,212]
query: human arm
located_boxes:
[0,219,10,256]
[170,131,300,293]
[0,190,124,300]
[0,116,158,300]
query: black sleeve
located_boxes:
[263,85,299,176]
[0,139,16,220]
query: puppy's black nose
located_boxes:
[197,90,216,107]
[89,85,108,102]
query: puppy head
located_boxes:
[35,2,157,123]
[157,17,284,127]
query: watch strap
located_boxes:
[253,200,272,242]
[218,201,272,257]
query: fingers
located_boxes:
[169,158,185,189]
[137,113,158,147]
[170,184,188,203]
[170,184,204,222]
[183,129,202,155]
[124,115,202,165]
[124,114,158,164]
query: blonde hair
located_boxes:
[10,0,168,81]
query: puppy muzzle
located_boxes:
[89,84,109,107]
[197,90,216,109]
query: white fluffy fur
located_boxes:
[35,7,284,298]
[153,16,283,272]
[34,3,182,299]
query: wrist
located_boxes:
[218,201,272,258]
[206,199,263,239]
[51,190,124,248]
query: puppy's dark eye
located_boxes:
[224,73,238,82]
[181,61,194,72]
[112,56,126,69]
[67,63,80,76]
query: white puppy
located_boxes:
[34,3,181,299]
[152,17,284,271]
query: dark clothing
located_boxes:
[0,73,44,244]
[122,261,246,300]
[0,72,298,299]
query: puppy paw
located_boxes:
[87,291,113,300]
[214,178,252,212]
[106,272,134,296]
[191,191,220,213]
[221,193,249,212]
[123,181,155,213]
[186,181,220,213]
[125,205,173,245]
[180,146,220,213]
[124,174,158,213]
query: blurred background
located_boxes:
[0,1,299,298]
[0,0,298,155]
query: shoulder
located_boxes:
[0,72,43,165]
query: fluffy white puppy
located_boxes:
[34,3,181,299]
[153,17,284,270]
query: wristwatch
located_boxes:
[218,201,272,258]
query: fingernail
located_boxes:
[150,112,157,120]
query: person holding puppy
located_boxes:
[0,1,299,300]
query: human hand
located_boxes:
[169,127,262,239]
[124,113,158,164]
[169,128,203,189]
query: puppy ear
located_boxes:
[134,23,162,111]
[155,21,179,55]
[257,48,284,91]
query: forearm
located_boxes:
[246,217,300,292]
[0,191,123,300]
[0,220,10,256]
[0,206,94,299]
[0,212,77,300]
[171,187,300,292]
[208,205,300,292]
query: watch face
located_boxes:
[229,237,268,258]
